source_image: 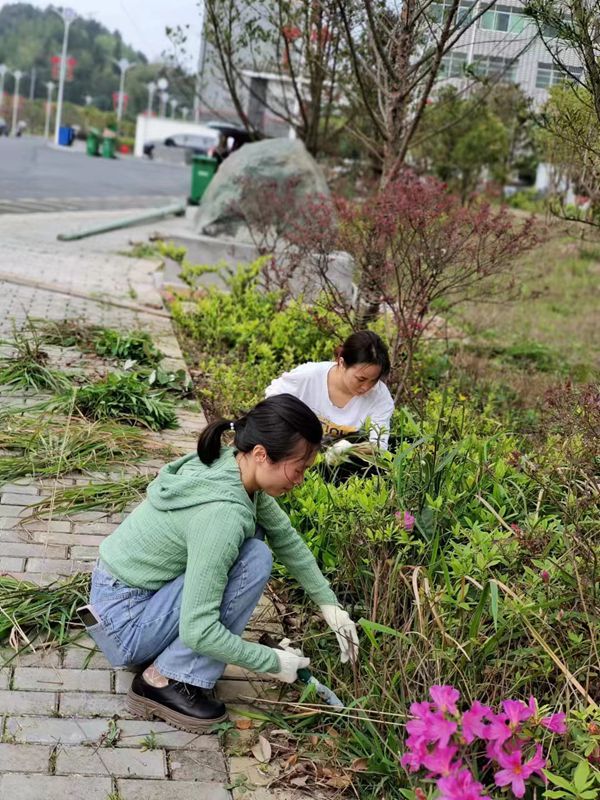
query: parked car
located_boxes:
[143,123,255,162]
[143,129,219,160]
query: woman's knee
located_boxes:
[240,538,273,582]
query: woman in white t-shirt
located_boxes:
[265,331,394,451]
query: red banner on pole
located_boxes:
[112,92,128,112]
[51,55,77,81]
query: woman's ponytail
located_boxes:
[197,418,234,465]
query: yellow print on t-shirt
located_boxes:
[319,418,357,440]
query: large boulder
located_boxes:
[192,138,331,239]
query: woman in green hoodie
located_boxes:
[81,394,358,732]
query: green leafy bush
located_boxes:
[170,260,349,416]
[93,329,163,365]
[45,374,178,430]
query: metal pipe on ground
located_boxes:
[57,202,187,241]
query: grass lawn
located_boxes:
[450,221,600,392]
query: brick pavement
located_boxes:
[0,211,318,800]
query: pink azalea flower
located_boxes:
[437,767,491,800]
[422,744,461,776]
[524,743,547,779]
[396,510,416,531]
[400,735,428,772]
[430,685,460,715]
[494,744,547,797]
[462,700,493,743]
[483,715,513,745]
[409,700,433,718]
[540,712,567,734]
[494,749,528,798]
[400,749,424,772]
[502,699,534,730]
[406,710,457,748]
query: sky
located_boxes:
[20,0,203,69]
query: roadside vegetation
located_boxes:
[164,171,599,798]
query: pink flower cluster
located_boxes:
[396,510,416,532]
[401,686,567,799]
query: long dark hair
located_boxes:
[197,394,323,466]
[335,330,390,378]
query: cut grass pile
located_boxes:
[34,319,163,366]
[52,375,178,430]
[22,474,154,521]
[0,324,72,393]
[0,413,149,484]
[0,573,90,658]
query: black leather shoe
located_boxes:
[126,673,228,732]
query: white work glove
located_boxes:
[320,604,359,664]
[324,438,354,466]
[265,639,310,683]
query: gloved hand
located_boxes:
[324,438,354,466]
[320,604,359,664]
[265,643,310,683]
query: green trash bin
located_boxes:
[189,155,218,205]
[86,128,101,157]
[101,135,117,159]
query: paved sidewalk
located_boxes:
[0,211,313,800]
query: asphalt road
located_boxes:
[0,135,190,211]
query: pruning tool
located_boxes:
[260,633,344,708]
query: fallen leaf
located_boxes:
[350,757,369,772]
[309,734,319,747]
[235,718,253,730]
[290,775,309,787]
[251,734,272,764]
[326,775,353,789]
[284,753,298,767]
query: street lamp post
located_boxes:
[113,58,135,125]
[169,98,178,118]
[157,78,168,117]
[11,70,23,135]
[146,81,156,116]
[0,65,8,115]
[44,81,55,139]
[53,7,78,145]
[159,91,169,117]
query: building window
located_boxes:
[430,0,474,26]
[440,51,468,78]
[480,5,531,33]
[536,62,583,88]
[472,54,518,81]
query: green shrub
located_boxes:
[170,260,349,416]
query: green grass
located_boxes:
[453,228,600,377]
[32,319,163,366]
[34,374,179,431]
[0,573,90,658]
[22,474,153,521]
[0,324,72,393]
[0,413,150,485]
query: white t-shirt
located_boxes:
[265,361,395,449]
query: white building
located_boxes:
[435,0,582,103]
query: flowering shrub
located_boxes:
[335,170,540,398]
[402,685,567,799]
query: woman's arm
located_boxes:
[180,504,279,673]
[257,494,338,606]
[365,390,395,449]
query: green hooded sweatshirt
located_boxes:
[99,447,337,674]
